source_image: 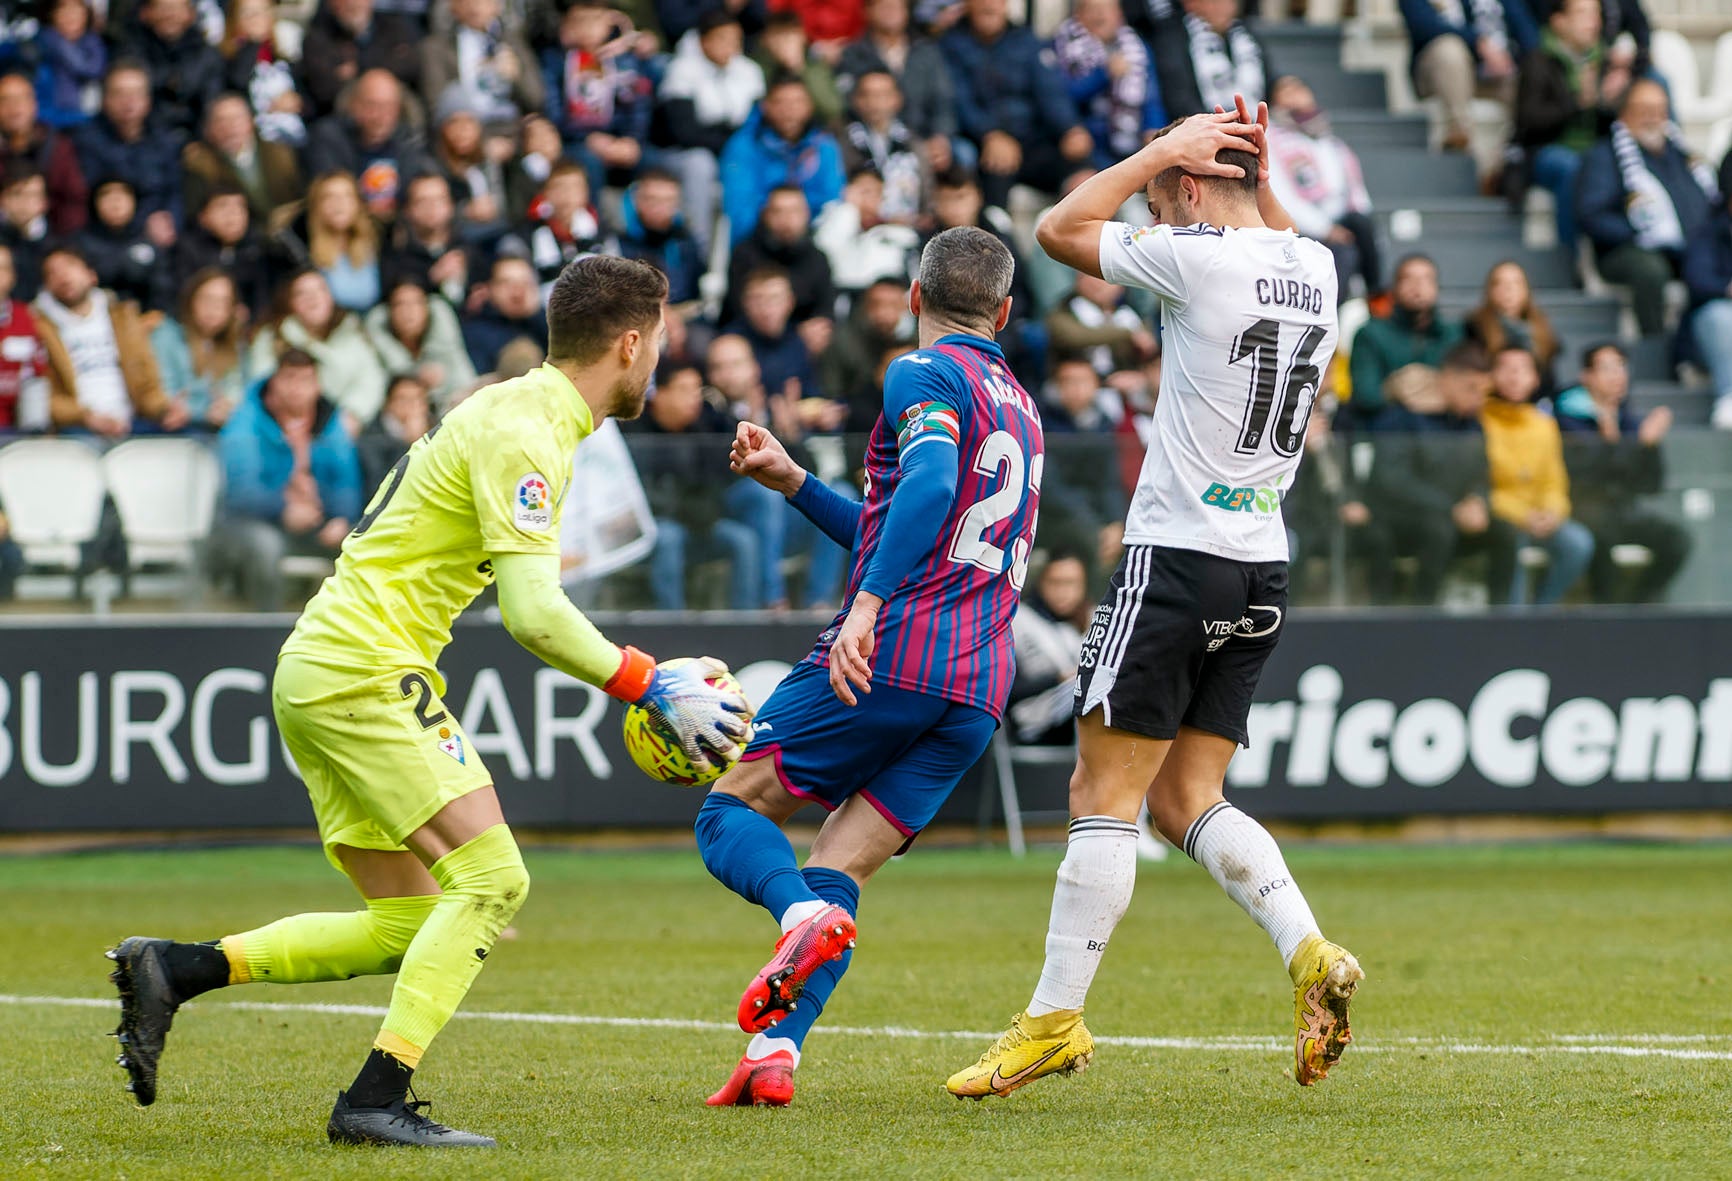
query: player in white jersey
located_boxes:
[948,100,1363,1098]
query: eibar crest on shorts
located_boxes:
[513,472,552,531]
[436,725,466,765]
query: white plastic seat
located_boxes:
[0,438,108,570]
[101,439,222,571]
[1651,29,1728,121]
[1709,31,1732,108]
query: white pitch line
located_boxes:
[7,995,1731,1061]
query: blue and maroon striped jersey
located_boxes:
[806,334,1045,719]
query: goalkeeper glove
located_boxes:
[606,649,753,769]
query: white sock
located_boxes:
[746,1033,799,1066]
[1184,802,1320,967]
[778,899,828,935]
[1028,816,1139,1016]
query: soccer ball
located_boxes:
[621,658,749,787]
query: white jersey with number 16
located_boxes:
[1099,221,1339,563]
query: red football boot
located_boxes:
[705,1049,796,1107]
[736,904,856,1033]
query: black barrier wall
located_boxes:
[0,612,1728,831]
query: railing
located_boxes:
[2,428,1729,613]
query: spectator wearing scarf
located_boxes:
[1050,0,1165,163]
[1513,0,1628,249]
[1153,0,1270,118]
[1266,75,1380,301]
[1578,78,1718,335]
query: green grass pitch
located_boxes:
[3,841,1729,1179]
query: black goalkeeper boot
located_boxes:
[327,1090,497,1148]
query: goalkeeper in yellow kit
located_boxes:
[106,256,751,1148]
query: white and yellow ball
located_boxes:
[622,658,749,786]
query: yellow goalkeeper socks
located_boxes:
[374,824,529,1068]
[220,895,440,986]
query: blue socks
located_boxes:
[769,866,860,1052]
[695,794,864,1058]
[694,793,820,920]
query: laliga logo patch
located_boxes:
[436,726,466,765]
[513,472,552,531]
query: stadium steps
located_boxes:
[1330,110,1430,151]
[1633,381,1711,424]
[1260,19,1711,421]
[1353,148,1481,203]
[1261,22,1390,110]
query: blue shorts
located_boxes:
[741,661,999,840]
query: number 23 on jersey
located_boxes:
[949,429,1043,591]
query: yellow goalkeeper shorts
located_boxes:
[272,654,494,872]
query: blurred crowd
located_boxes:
[0,0,1708,619]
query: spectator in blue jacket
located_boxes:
[1683,198,1732,429]
[942,0,1091,210]
[1050,0,1165,168]
[618,167,704,304]
[720,74,844,246]
[36,0,107,129]
[73,61,184,249]
[121,0,225,139]
[721,266,839,420]
[215,348,363,609]
[542,0,655,194]
[461,254,549,373]
[1578,78,1718,337]
[1399,0,1536,151]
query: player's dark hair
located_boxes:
[545,254,668,366]
[1439,340,1491,374]
[1147,117,1257,200]
[1581,340,1626,369]
[917,225,1015,335]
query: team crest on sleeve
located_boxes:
[436,726,466,765]
[896,401,961,452]
[513,472,553,531]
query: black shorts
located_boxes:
[1073,545,1288,746]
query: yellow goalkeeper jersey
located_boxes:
[280,362,594,679]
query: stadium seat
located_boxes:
[1711,33,1732,107]
[101,439,222,579]
[0,438,109,573]
[986,733,1169,860]
[987,732,1074,857]
[1652,29,1731,122]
